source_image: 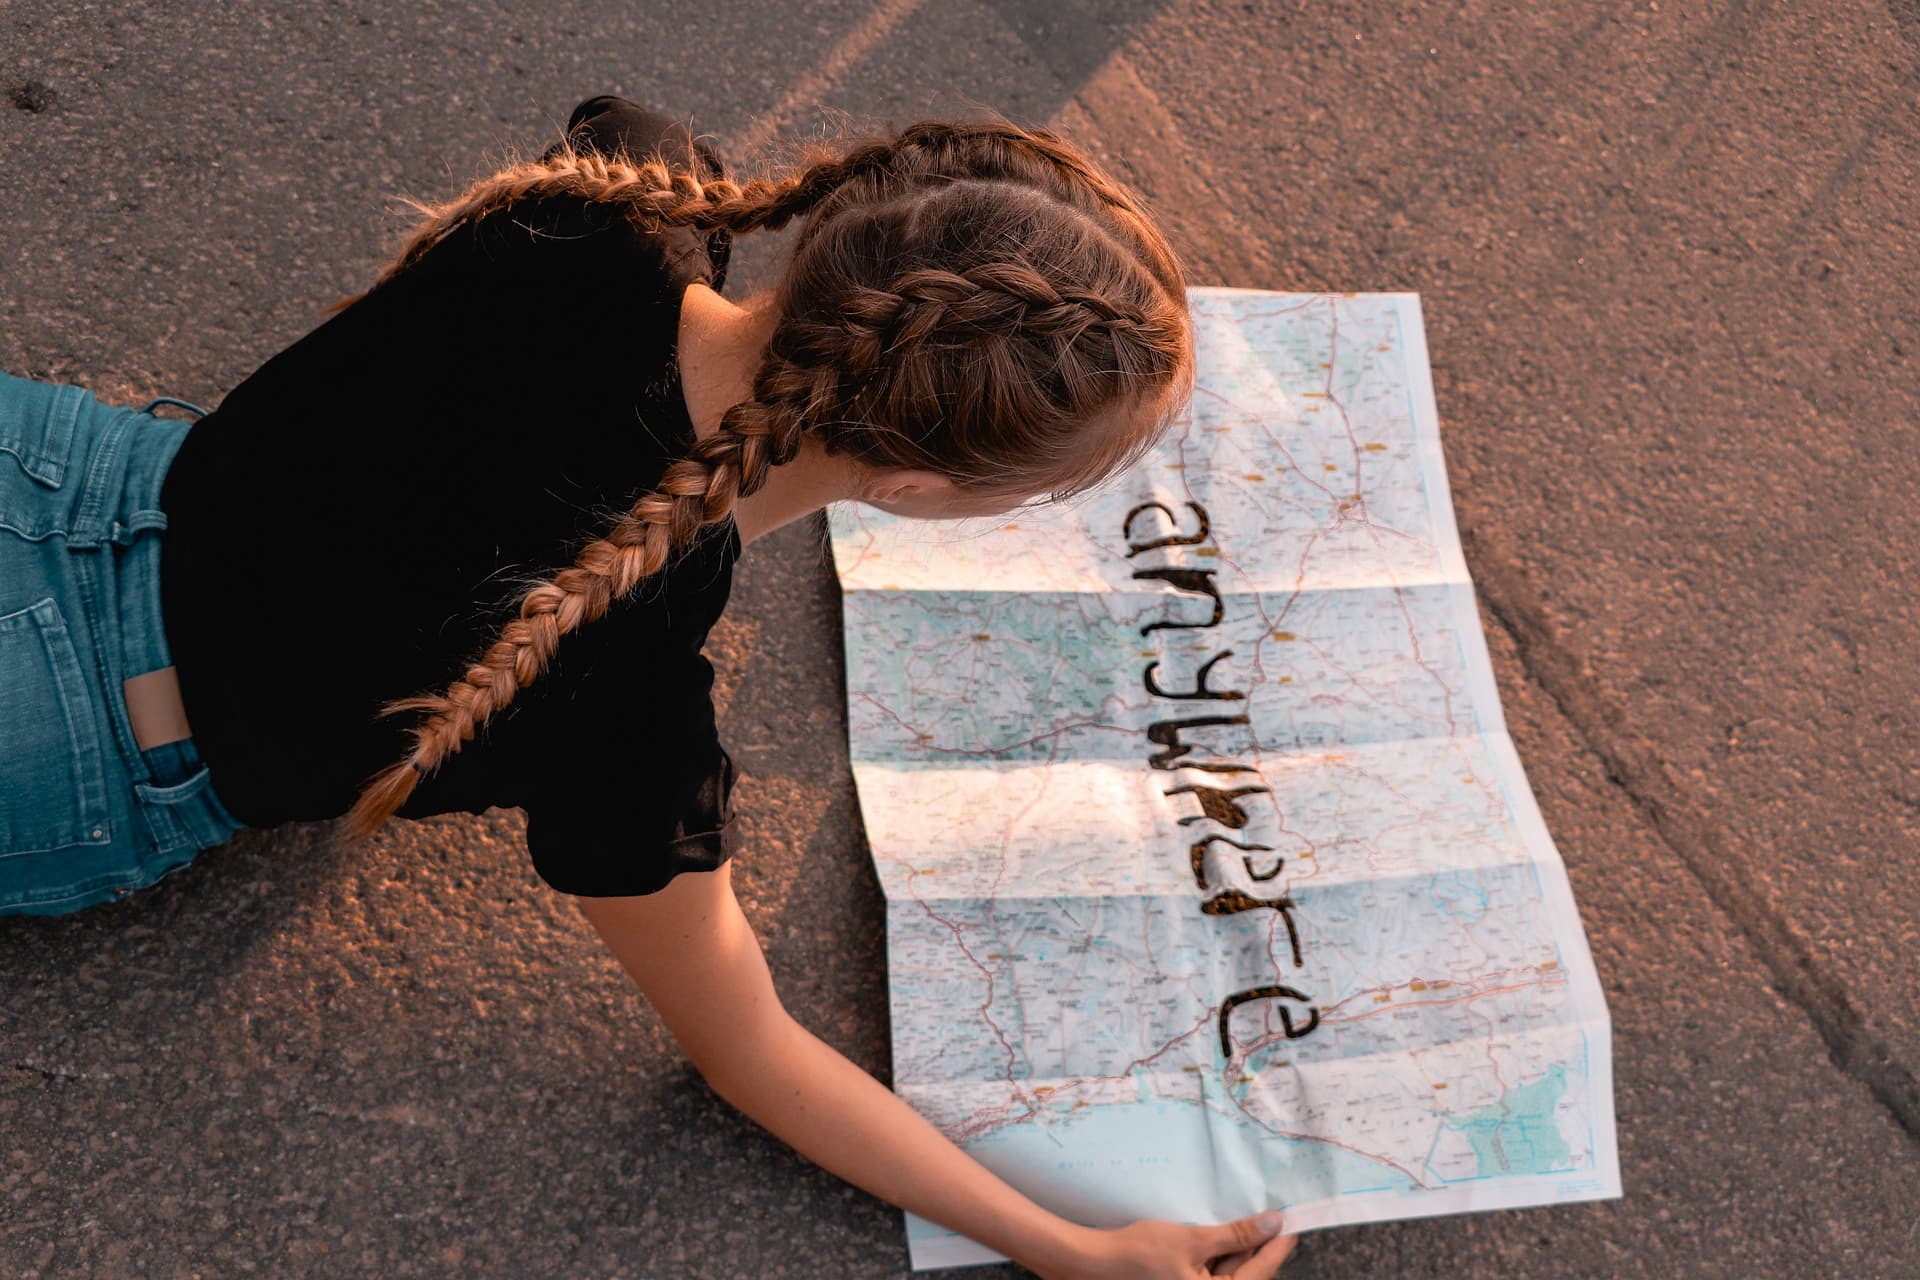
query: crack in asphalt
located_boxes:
[1461,526,1920,1144]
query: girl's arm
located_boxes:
[573,860,1296,1279]
[572,860,1092,1277]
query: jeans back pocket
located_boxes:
[0,370,87,539]
[0,596,112,857]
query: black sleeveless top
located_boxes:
[157,188,743,897]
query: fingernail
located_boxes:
[1256,1210,1285,1235]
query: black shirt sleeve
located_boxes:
[513,602,740,898]
[543,97,733,295]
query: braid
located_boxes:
[363,137,904,299]
[341,345,822,843]
[325,120,1173,317]
[340,109,1191,843]
[845,264,1152,345]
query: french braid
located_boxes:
[341,113,1193,843]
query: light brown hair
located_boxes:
[339,110,1196,842]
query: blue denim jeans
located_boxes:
[0,368,246,915]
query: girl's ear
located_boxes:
[860,467,955,504]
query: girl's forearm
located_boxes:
[705,1013,1093,1278]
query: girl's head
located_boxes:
[341,110,1196,841]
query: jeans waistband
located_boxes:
[63,400,192,551]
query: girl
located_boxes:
[0,95,1298,1278]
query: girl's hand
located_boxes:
[1051,1211,1299,1279]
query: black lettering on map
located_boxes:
[1146,715,1256,773]
[1164,782,1271,828]
[1133,567,1224,635]
[1118,503,1320,1032]
[1200,893,1304,969]
[1188,835,1278,890]
[1144,650,1243,702]
[1218,985,1320,1057]
[1123,501,1211,555]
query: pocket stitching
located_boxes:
[0,595,112,858]
[0,381,83,489]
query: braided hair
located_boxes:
[338,111,1196,843]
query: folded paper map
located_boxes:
[827,287,1620,1271]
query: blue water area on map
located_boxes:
[904,1093,1420,1245]
[1445,1064,1572,1177]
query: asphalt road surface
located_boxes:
[3,1,1917,1276]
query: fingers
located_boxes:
[1230,1229,1298,1279]
[1205,1211,1288,1258]
[1208,1247,1255,1274]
